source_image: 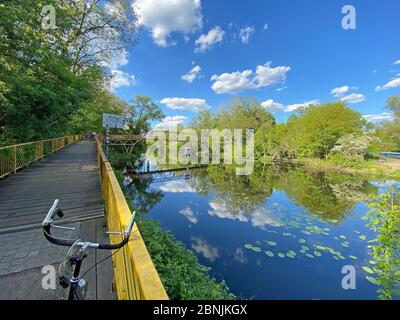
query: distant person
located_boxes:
[90,131,97,141]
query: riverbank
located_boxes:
[299,158,400,179]
[257,157,400,179]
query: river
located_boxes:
[123,165,400,300]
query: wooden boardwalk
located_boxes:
[0,141,114,299]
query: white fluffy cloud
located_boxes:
[211,62,291,94]
[283,100,319,113]
[208,201,281,230]
[195,26,225,52]
[261,99,284,112]
[154,116,187,130]
[181,65,201,83]
[263,23,269,31]
[191,237,219,262]
[330,85,350,97]
[180,207,198,224]
[133,0,203,47]
[375,77,400,91]
[394,59,400,65]
[160,97,209,112]
[340,93,366,104]
[109,70,136,91]
[363,112,393,122]
[239,26,255,43]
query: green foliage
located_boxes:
[137,218,236,300]
[191,97,275,132]
[0,1,137,144]
[364,192,400,300]
[373,96,400,152]
[289,102,363,158]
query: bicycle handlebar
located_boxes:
[43,199,136,250]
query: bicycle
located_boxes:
[42,199,135,300]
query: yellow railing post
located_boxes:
[13,146,17,173]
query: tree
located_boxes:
[126,96,165,135]
[386,96,400,120]
[289,102,363,158]
[0,1,138,144]
[330,134,378,161]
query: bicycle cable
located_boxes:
[79,246,123,280]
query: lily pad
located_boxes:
[266,241,277,246]
[265,251,274,257]
[301,246,309,251]
[365,276,379,285]
[282,232,292,237]
[341,243,349,248]
[349,255,358,260]
[305,253,314,258]
[278,253,285,258]
[252,246,262,253]
[362,266,374,274]
[244,244,253,249]
[301,230,312,235]
[313,251,322,257]
[359,235,367,241]
[298,239,306,244]
[339,235,346,240]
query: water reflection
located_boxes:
[121,164,400,299]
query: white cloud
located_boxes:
[239,26,255,43]
[160,97,209,112]
[191,237,219,262]
[208,201,281,230]
[133,0,203,47]
[211,70,253,94]
[375,77,400,91]
[159,179,194,192]
[394,59,400,65]
[211,62,291,94]
[261,99,284,112]
[154,116,187,130]
[363,112,393,122]
[181,65,201,83]
[330,85,350,97]
[263,23,269,31]
[195,26,225,52]
[340,93,366,104]
[254,62,291,87]
[180,207,198,224]
[109,70,136,91]
[283,100,319,113]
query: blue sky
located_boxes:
[109,0,400,128]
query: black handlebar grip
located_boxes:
[53,208,64,218]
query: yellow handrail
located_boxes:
[96,137,168,300]
[0,135,82,179]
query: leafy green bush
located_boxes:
[137,218,236,300]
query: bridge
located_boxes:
[0,136,168,300]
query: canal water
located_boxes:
[124,166,399,300]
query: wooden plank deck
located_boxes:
[0,141,114,300]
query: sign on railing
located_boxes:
[0,135,81,179]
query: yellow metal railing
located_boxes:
[96,138,168,300]
[0,135,81,179]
